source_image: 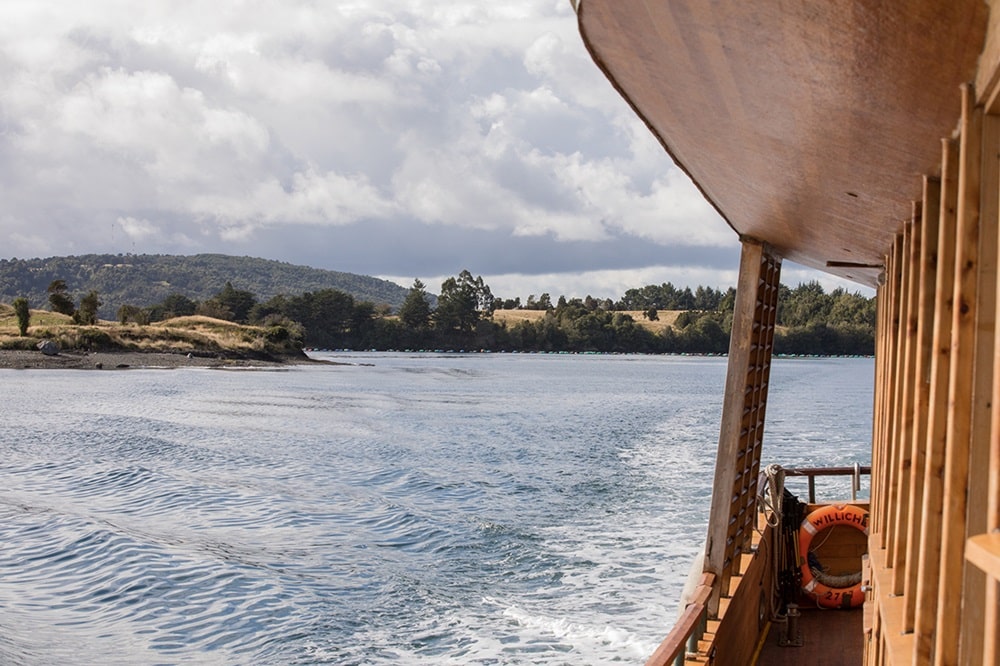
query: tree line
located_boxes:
[13,271,876,356]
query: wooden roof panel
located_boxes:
[577,1,988,285]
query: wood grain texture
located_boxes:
[578,0,988,286]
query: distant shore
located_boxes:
[0,349,322,370]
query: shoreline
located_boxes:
[0,349,321,370]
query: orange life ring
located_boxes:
[798,503,868,609]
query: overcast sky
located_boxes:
[0,1,867,300]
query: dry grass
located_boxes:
[0,309,298,356]
[0,306,75,328]
[490,309,684,334]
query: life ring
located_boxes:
[798,503,868,609]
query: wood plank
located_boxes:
[875,234,903,548]
[965,528,1000,664]
[645,603,702,666]
[755,608,864,665]
[989,47,1000,664]
[644,573,716,666]
[577,2,987,284]
[913,137,960,664]
[871,272,891,540]
[987,581,1000,666]
[902,176,941,633]
[990,111,1000,666]
[957,101,1000,666]
[967,533,1000,579]
[710,534,771,666]
[977,0,1000,111]
[891,211,921,595]
[704,240,780,616]
[886,222,911,560]
[934,84,983,666]
[869,546,916,664]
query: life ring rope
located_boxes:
[798,503,868,609]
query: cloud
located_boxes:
[0,0,833,300]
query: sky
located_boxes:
[0,1,870,301]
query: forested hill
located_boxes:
[0,254,410,316]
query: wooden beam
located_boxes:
[704,239,779,617]
[988,43,1000,663]
[887,220,912,562]
[913,136,960,664]
[891,211,921,595]
[902,176,941,632]
[934,84,983,666]
[989,89,1000,666]
[955,98,999,666]
[875,232,904,548]
[870,279,886,539]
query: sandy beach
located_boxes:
[0,349,315,370]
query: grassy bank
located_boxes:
[0,305,305,360]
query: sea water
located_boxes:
[0,353,873,664]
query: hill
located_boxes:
[0,254,410,318]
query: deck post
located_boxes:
[704,238,780,617]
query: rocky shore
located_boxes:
[0,349,316,370]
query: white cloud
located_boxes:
[54,68,271,181]
[191,168,395,232]
[117,216,159,241]
[0,0,763,299]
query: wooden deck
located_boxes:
[756,607,864,665]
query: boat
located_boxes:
[571,2,1000,664]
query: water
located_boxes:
[0,354,872,664]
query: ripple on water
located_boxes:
[0,355,872,664]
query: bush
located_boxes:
[0,336,41,351]
[12,297,29,336]
[72,328,115,350]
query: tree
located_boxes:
[117,304,149,325]
[434,270,493,333]
[47,279,75,316]
[645,307,659,321]
[74,290,101,325]
[211,282,257,323]
[398,279,432,329]
[160,293,198,318]
[196,299,233,321]
[12,297,29,335]
[779,281,829,327]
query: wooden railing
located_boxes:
[783,464,871,503]
[645,465,870,665]
[644,573,715,666]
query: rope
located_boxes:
[757,463,785,529]
[755,464,789,623]
[811,568,863,588]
